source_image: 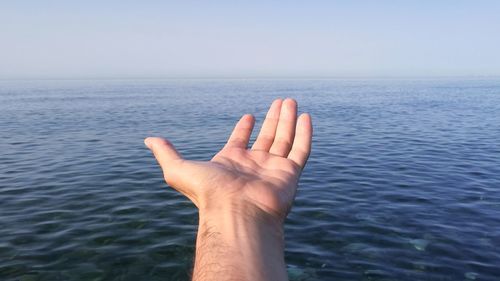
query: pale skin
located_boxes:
[145,98,313,281]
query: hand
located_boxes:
[145,98,312,222]
[145,98,312,281]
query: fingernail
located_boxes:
[144,138,152,149]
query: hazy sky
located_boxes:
[1,1,500,78]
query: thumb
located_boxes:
[144,137,183,184]
[145,136,201,207]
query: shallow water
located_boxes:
[1,79,500,281]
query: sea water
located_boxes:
[1,79,499,280]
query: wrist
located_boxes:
[199,198,284,236]
[194,200,288,281]
[199,199,285,243]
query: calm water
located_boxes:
[1,79,500,281]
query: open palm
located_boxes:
[145,99,312,221]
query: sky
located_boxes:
[1,1,500,79]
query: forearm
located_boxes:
[192,202,288,281]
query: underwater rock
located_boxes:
[287,266,304,280]
[409,239,430,251]
[287,265,317,281]
[465,272,479,280]
[341,242,380,258]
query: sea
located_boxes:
[1,78,499,281]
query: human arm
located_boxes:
[145,98,313,281]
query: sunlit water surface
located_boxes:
[1,79,500,281]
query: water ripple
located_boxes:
[1,79,500,280]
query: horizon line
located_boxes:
[2,75,500,81]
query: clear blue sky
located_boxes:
[1,1,499,78]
